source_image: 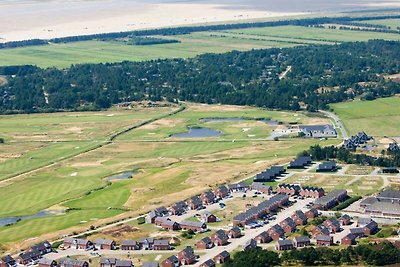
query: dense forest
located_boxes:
[223,242,400,267]
[1,14,400,49]
[1,40,400,114]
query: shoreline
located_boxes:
[0,2,307,43]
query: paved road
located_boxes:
[319,110,349,140]
[193,198,311,266]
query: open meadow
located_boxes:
[330,96,400,137]
[2,22,400,68]
[0,103,339,251]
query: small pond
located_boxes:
[171,128,223,138]
[0,210,64,227]
[105,171,138,181]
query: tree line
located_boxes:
[224,242,400,266]
[1,40,400,114]
[1,15,400,49]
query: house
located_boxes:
[18,250,41,265]
[201,191,215,205]
[251,182,272,194]
[363,220,378,235]
[300,186,325,198]
[254,170,276,182]
[214,251,230,264]
[146,211,158,224]
[312,225,330,237]
[227,226,241,238]
[142,263,159,267]
[201,211,217,223]
[94,239,116,250]
[31,241,52,255]
[276,240,294,251]
[199,259,215,267]
[276,184,301,196]
[211,230,229,246]
[255,231,272,244]
[341,234,356,246]
[339,214,351,226]
[288,156,312,169]
[99,258,117,267]
[38,259,57,267]
[214,185,230,199]
[280,217,296,233]
[59,258,89,267]
[63,238,93,250]
[139,238,154,250]
[177,246,196,265]
[291,210,308,226]
[267,225,285,240]
[357,217,373,227]
[316,235,333,246]
[323,218,341,233]
[299,125,337,138]
[314,189,348,210]
[228,182,250,192]
[120,240,140,250]
[317,161,339,172]
[349,228,365,238]
[153,239,170,250]
[170,201,188,216]
[244,239,257,251]
[294,236,311,248]
[196,237,213,249]
[161,256,179,267]
[154,206,169,217]
[155,217,180,231]
[1,256,16,267]
[180,220,207,232]
[305,208,319,219]
[376,189,400,203]
[187,196,203,210]
[115,260,132,267]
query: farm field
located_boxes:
[330,96,400,137]
[2,24,400,68]
[359,18,400,29]
[0,103,339,248]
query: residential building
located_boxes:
[177,246,196,265]
[314,189,348,210]
[94,239,116,250]
[196,237,213,250]
[251,182,272,194]
[153,240,170,250]
[291,210,308,225]
[38,259,57,267]
[317,161,339,172]
[63,238,93,250]
[300,186,325,198]
[227,226,241,238]
[199,259,215,267]
[316,235,333,246]
[254,231,271,244]
[59,258,89,267]
[213,251,230,265]
[211,230,229,246]
[341,234,356,246]
[276,240,294,251]
[120,240,140,251]
[161,256,179,267]
[294,236,311,248]
[180,221,207,232]
[244,239,257,251]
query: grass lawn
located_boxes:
[0,103,340,246]
[359,18,400,29]
[1,23,400,68]
[330,96,400,137]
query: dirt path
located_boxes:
[279,65,292,80]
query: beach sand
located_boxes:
[0,0,399,42]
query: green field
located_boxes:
[1,25,400,68]
[330,96,400,136]
[359,18,400,29]
[0,103,339,245]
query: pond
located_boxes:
[0,210,64,227]
[171,128,223,138]
[105,171,138,181]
